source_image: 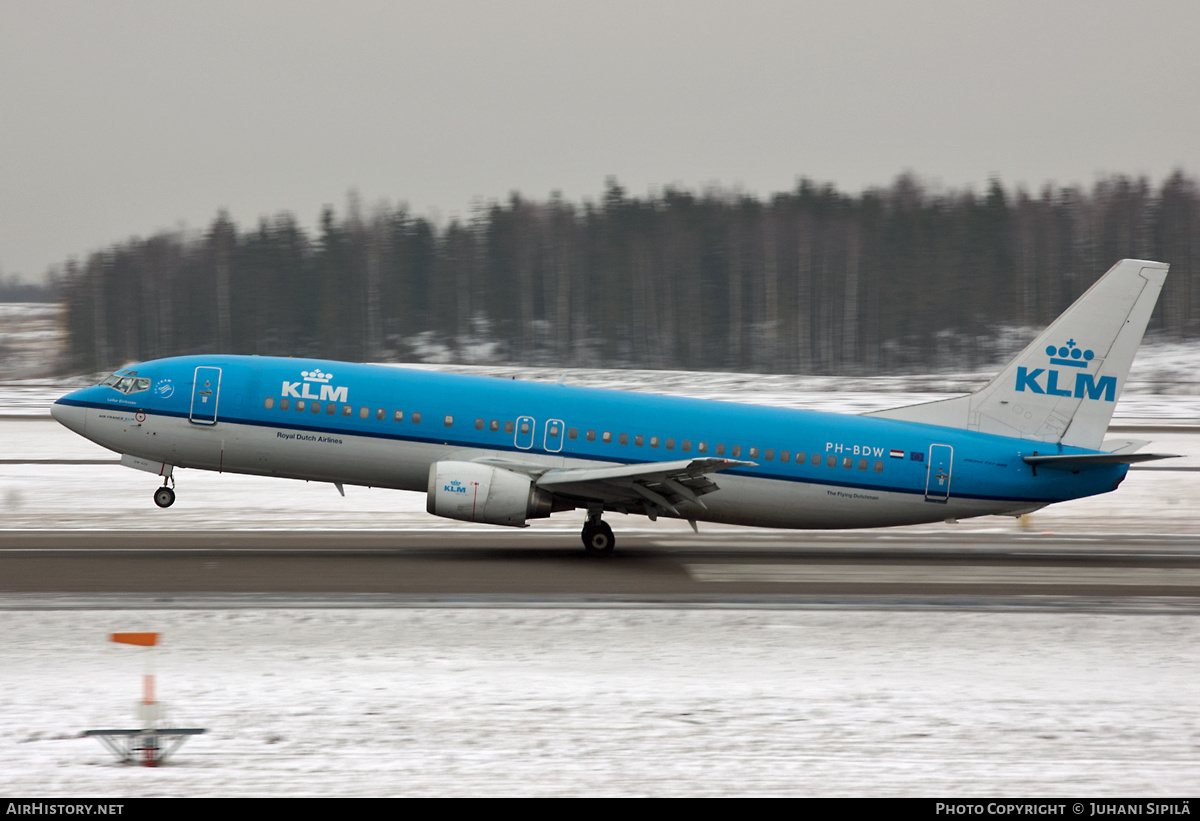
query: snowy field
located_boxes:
[2,312,1199,796]
[2,606,1198,797]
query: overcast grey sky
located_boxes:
[2,0,1199,283]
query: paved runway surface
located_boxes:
[5,530,1200,606]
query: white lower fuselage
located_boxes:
[66,399,1050,530]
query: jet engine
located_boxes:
[426,461,554,526]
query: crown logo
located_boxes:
[301,369,333,383]
[1045,339,1093,368]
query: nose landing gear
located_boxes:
[153,479,176,509]
[581,515,614,556]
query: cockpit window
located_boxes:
[99,373,150,394]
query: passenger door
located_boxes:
[189,366,222,426]
[924,444,953,503]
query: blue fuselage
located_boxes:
[52,355,1127,529]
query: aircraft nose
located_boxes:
[50,395,87,436]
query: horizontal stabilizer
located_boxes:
[1100,439,1152,454]
[1022,452,1179,472]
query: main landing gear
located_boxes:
[581,514,615,556]
[153,479,176,509]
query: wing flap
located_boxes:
[536,457,754,515]
[536,457,752,487]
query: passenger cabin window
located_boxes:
[394,410,404,422]
[568,428,578,440]
[445,415,454,427]
[412,412,422,424]
[296,400,305,411]
[586,430,596,442]
[476,419,485,430]
[826,455,836,467]
[327,403,335,415]
[859,459,868,470]
[505,421,514,434]
[264,397,274,409]
[619,433,628,445]
[343,405,352,417]
[764,449,773,461]
[602,432,612,443]
[650,436,659,448]
[813,454,822,466]
[377,409,385,420]
[490,420,499,432]
[782,451,791,463]
[715,444,725,456]
[697,442,706,453]
[359,407,368,419]
[281,398,290,410]
[666,438,675,450]
[681,440,691,452]
[874,461,884,472]
[634,435,643,446]
[311,402,321,413]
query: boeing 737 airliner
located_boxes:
[52,259,1174,554]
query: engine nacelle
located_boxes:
[426,461,554,527]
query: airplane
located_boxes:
[51,259,1175,555]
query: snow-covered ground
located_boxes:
[2,606,1198,797]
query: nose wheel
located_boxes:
[153,486,176,508]
[581,518,615,556]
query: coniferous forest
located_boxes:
[57,172,1200,375]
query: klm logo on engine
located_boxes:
[281,369,349,403]
[1015,339,1116,401]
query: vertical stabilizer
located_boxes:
[867,260,1168,450]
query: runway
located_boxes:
[4,530,1200,608]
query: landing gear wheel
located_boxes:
[153,486,176,508]
[582,521,615,556]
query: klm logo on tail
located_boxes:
[1015,340,1116,401]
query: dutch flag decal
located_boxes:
[890,449,904,459]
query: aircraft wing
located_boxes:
[533,457,754,517]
